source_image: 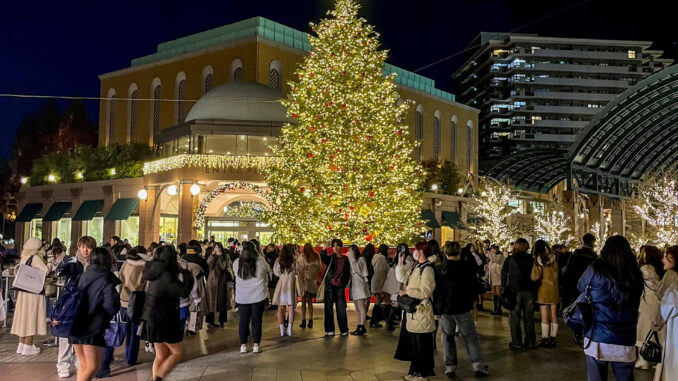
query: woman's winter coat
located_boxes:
[396,262,436,333]
[297,254,322,296]
[71,264,121,338]
[636,264,661,347]
[118,259,145,308]
[531,254,560,304]
[206,253,233,313]
[10,254,48,337]
[272,259,297,306]
[141,261,194,328]
[371,254,389,294]
[654,270,678,381]
[488,251,505,287]
[348,252,370,301]
[577,265,641,346]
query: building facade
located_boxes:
[15,17,478,250]
[453,32,671,169]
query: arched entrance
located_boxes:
[194,182,274,244]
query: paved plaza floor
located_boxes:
[0,302,658,381]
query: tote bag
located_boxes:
[104,311,127,347]
[13,256,46,294]
[315,256,333,303]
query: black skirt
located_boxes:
[143,317,185,344]
[394,314,435,378]
[69,333,106,347]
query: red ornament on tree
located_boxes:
[307,153,314,158]
[396,130,402,135]
[299,187,305,192]
[368,191,375,197]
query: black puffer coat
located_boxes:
[72,264,121,338]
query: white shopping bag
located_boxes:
[0,291,6,322]
[12,256,46,294]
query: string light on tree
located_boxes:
[631,169,678,246]
[263,0,424,245]
[534,202,575,247]
[467,178,517,250]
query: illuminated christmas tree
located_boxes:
[468,178,517,250]
[534,202,575,247]
[632,169,678,246]
[264,0,424,245]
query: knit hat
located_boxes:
[23,237,42,251]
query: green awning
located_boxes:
[72,200,104,221]
[441,211,465,229]
[16,203,43,222]
[420,209,440,228]
[42,202,72,222]
[105,198,139,221]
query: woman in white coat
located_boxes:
[487,244,505,316]
[11,237,48,356]
[370,244,390,328]
[654,246,678,381]
[347,244,370,336]
[635,246,664,369]
[272,244,297,337]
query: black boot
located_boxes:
[299,319,306,328]
[386,305,398,331]
[369,305,383,328]
[491,296,501,315]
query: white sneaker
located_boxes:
[16,343,24,354]
[58,370,71,378]
[325,332,335,337]
[240,344,248,353]
[286,326,292,336]
[280,325,285,337]
[253,344,261,353]
[21,344,41,356]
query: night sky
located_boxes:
[1,0,675,159]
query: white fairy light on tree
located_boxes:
[632,169,678,246]
[534,203,575,247]
[468,178,517,250]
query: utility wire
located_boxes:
[413,0,593,73]
[0,93,281,103]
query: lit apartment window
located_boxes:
[628,50,636,59]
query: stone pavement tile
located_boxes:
[348,371,378,381]
[252,366,277,381]
[300,368,328,381]
[275,368,302,381]
[2,362,58,381]
[326,376,353,381]
[199,365,231,381]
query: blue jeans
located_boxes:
[439,312,485,372]
[585,355,634,381]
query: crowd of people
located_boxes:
[3,231,678,381]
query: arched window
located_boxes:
[449,116,458,163]
[467,120,474,173]
[433,111,441,161]
[150,78,161,144]
[127,84,138,143]
[230,58,244,82]
[269,60,282,91]
[414,105,424,160]
[106,88,116,146]
[175,72,187,123]
[202,65,214,94]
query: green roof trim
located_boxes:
[16,203,43,223]
[42,202,72,222]
[421,209,441,229]
[441,211,465,229]
[130,17,454,102]
[72,200,104,221]
[105,198,139,221]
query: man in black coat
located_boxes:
[501,238,536,349]
[182,240,209,277]
[562,233,597,307]
[434,241,489,378]
[320,238,351,336]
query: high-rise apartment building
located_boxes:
[453,32,671,169]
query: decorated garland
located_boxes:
[222,201,268,219]
[143,154,280,175]
[194,182,272,230]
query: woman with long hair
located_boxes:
[488,244,505,315]
[347,244,370,335]
[654,246,678,380]
[206,242,233,328]
[635,245,664,369]
[11,237,49,356]
[233,241,272,353]
[141,245,194,381]
[530,240,559,347]
[578,235,643,380]
[297,243,321,328]
[272,244,298,336]
[71,247,121,381]
[394,242,437,380]
[370,244,390,328]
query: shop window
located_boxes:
[30,219,43,240]
[159,216,178,245]
[87,217,104,246]
[56,218,72,250]
[119,216,140,246]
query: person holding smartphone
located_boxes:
[320,239,351,336]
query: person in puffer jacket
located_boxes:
[578,235,643,381]
[70,247,121,381]
[394,242,436,380]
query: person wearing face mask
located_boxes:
[394,242,436,381]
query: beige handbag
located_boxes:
[315,257,332,303]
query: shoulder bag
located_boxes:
[396,263,432,313]
[564,270,595,348]
[640,329,662,363]
[104,311,127,347]
[315,256,333,303]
